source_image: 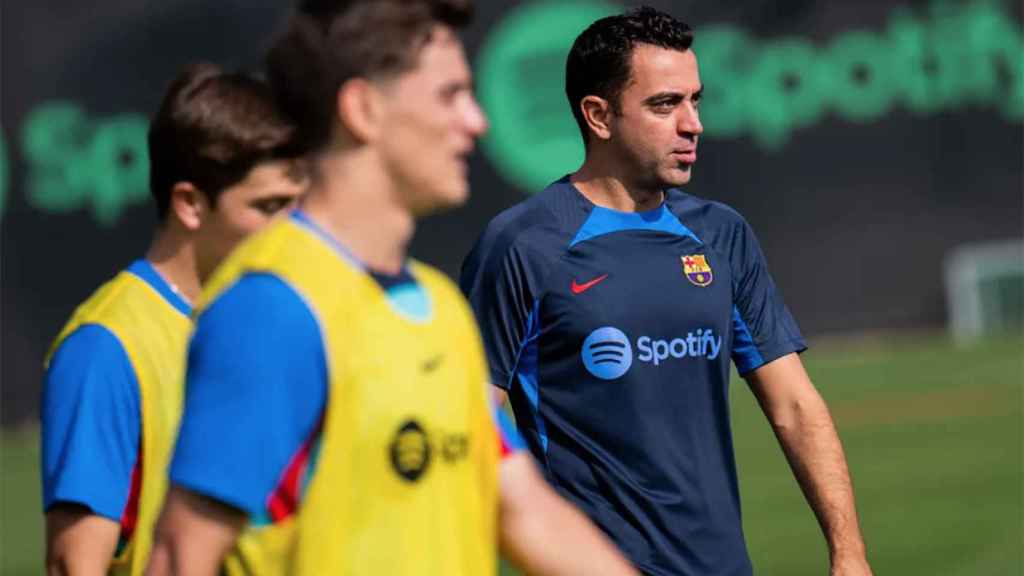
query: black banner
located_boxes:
[3,0,1022,424]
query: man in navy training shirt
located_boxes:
[460,7,873,576]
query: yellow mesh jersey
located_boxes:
[45,267,192,576]
[198,215,499,575]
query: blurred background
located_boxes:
[2,0,1021,574]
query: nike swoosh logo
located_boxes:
[570,274,609,295]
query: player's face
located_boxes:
[610,45,703,189]
[195,160,306,281]
[376,26,488,216]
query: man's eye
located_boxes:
[254,198,290,215]
[440,86,461,104]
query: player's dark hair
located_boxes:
[265,0,474,151]
[148,62,302,221]
[566,6,693,146]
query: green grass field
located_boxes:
[3,334,1021,575]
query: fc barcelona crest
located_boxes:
[681,254,713,287]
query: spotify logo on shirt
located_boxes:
[581,326,633,380]
[582,326,723,380]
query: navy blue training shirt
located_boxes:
[460,177,806,576]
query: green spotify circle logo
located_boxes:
[477,0,620,194]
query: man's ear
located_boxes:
[168,182,208,231]
[580,95,614,142]
[335,77,386,144]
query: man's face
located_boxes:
[376,26,488,216]
[609,45,703,190]
[195,160,306,281]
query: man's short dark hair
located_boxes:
[565,6,693,145]
[148,63,301,221]
[265,0,474,152]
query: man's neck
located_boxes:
[572,156,664,213]
[301,152,414,275]
[145,224,201,304]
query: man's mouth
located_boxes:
[672,149,697,164]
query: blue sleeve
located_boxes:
[728,217,807,375]
[460,234,546,391]
[40,324,140,521]
[494,405,526,456]
[169,273,327,518]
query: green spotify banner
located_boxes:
[2,0,1022,424]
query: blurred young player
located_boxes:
[147,1,637,575]
[461,6,873,576]
[40,63,306,576]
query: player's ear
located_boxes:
[168,181,207,231]
[335,77,383,144]
[580,95,613,142]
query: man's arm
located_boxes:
[148,274,325,575]
[45,505,119,576]
[492,386,509,407]
[499,451,638,576]
[41,325,141,576]
[146,487,246,576]
[745,352,872,576]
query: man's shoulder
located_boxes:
[481,185,561,242]
[70,265,164,320]
[47,323,132,378]
[666,189,748,227]
[665,189,753,245]
[198,272,320,343]
[47,263,183,364]
[473,178,585,262]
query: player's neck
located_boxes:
[301,153,414,275]
[145,224,201,304]
[571,162,664,213]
